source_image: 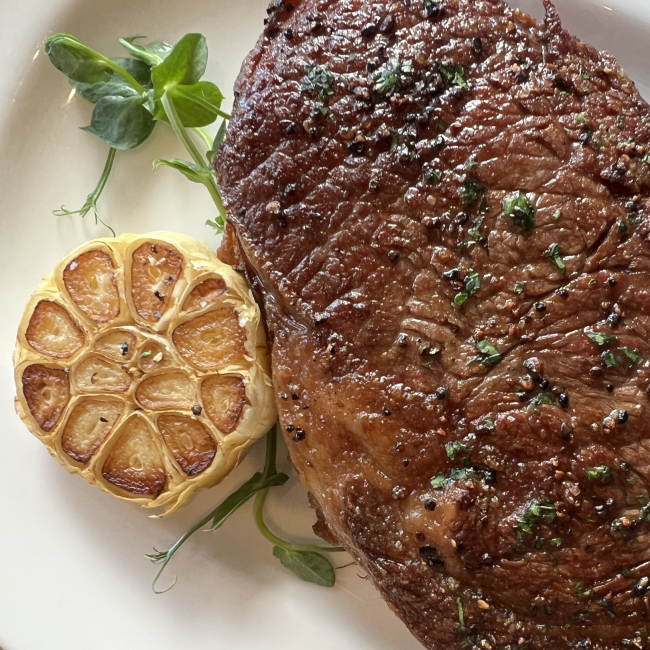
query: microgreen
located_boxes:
[503,191,536,230]
[146,427,344,593]
[45,32,230,234]
[527,392,556,412]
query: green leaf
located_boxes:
[454,293,468,306]
[45,34,113,84]
[547,243,566,276]
[372,57,412,96]
[120,36,173,67]
[155,81,224,127]
[272,547,335,587]
[586,331,617,346]
[83,95,156,149]
[207,119,228,164]
[619,347,644,367]
[503,191,536,230]
[74,76,139,104]
[514,281,527,295]
[153,158,211,184]
[207,471,288,531]
[474,339,502,367]
[152,33,208,99]
[112,57,152,86]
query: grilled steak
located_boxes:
[216,1,650,647]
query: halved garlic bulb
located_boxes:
[14,232,276,514]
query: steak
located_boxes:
[216,1,650,647]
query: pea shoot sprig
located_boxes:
[44,33,229,234]
[147,426,346,593]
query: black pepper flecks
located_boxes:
[383,408,392,416]
[608,277,617,287]
[154,290,165,302]
[279,392,288,400]
[425,499,437,511]
[618,410,629,425]
[388,250,400,262]
[559,393,569,408]
[192,405,202,416]
[535,302,547,312]
[121,342,129,356]
[286,424,295,433]
[292,393,300,400]
[435,387,448,400]
[606,384,614,393]
[293,428,306,442]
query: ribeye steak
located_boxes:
[216,0,650,647]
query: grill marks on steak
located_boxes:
[217,1,650,647]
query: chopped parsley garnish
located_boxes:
[620,347,644,367]
[431,474,446,489]
[515,499,557,540]
[514,281,527,294]
[445,441,473,460]
[462,178,487,207]
[618,220,628,234]
[454,270,481,307]
[550,537,563,547]
[528,392,556,411]
[547,243,566,276]
[576,112,586,124]
[576,581,593,599]
[439,63,468,90]
[473,339,502,367]
[372,56,413,96]
[455,598,467,633]
[581,70,592,80]
[468,217,484,241]
[503,191,536,230]
[586,331,617,346]
[423,0,441,19]
[301,64,334,103]
[585,466,613,483]
[423,164,443,184]
[601,350,618,368]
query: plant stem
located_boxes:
[91,146,117,206]
[253,431,346,554]
[162,90,227,224]
[192,126,213,149]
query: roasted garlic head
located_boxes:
[14,232,276,514]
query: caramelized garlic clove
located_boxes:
[21,364,71,432]
[26,301,85,359]
[173,309,247,371]
[63,249,120,323]
[201,375,246,434]
[157,413,217,476]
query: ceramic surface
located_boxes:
[0,1,647,649]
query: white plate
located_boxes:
[0,1,648,649]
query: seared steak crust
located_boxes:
[216,1,650,647]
